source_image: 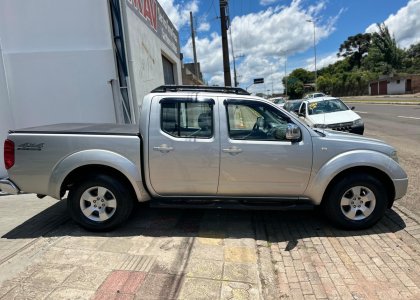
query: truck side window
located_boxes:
[161,101,213,138]
[225,101,291,141]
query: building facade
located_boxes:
[369,74,420,95]
[0,0,181,178]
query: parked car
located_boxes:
[304,92,327,99]
[283,100,303,114]
[0,86,406,231]
[269,97,286,107]
[297,97,364,134]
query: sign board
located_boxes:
[126,0,180,56]
[254,78,264,84]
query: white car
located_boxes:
[269,97,286,107]
[297,97,364,134]
[304,92,327,99]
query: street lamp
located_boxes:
[306,18,317,91]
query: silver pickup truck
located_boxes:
[0,86,408,231]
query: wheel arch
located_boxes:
[48,149,149,202]
[305,150,402,206]
[321,166,395,208]
[60,164,138,203]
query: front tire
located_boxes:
[324,173,388,230]
[67,174,134,231]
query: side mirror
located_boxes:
[351,106,355,110]
[286,124,301,141]
[298,112,305,117]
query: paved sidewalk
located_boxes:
[0,194,420,299]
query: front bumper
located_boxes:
[323,123,364,135]
[393,178,409,200]
[0,178,20,195]
[349,124,364,135]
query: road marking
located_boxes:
[355,111,368,114]
[397,116,420,120]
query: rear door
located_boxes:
[148,96,220,196]
[218,98,312,197]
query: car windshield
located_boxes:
[308,99,349,115]
[284,101,302,111]
[304,93,325,99]
[273,98,285,104]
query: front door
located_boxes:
[148,97,220,196]
[218,99,312,197]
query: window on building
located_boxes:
[162,55,175,84]
[161,99,213,138]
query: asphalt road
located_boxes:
[345,102,420,215]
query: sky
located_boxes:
[159,0,420,95]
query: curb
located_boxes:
[344,101,420,105]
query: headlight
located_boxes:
[353,118,364,126]
[390,150,399,163]
[314,124,327,129]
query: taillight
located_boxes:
[4,139,15,169]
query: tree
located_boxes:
[406,43,420,58]
[288,68,315,83]
[316,75,333,95]
[282,68,314,99]
[338,33,371,68]
[404,42,420,73]
[366,23,403,73]
[283,77,305,99]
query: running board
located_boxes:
[150,199,314,211]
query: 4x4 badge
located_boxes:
[17,143,44,151]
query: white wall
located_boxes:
[388,79,406,95]
[123,2,182,113]
[0,0,118,177]
[0,44,14,178]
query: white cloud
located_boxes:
[305,52,343,71]
[182,0,339,88]
[260,0,279,6]
[365,0,420,48]
[182,32,223,76]
[198,21,210,32]
[230,1,335,59]
[159,0,199,30]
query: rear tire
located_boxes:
[67,174,134,231]
[323,173,388,230]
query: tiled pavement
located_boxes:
[0,194,419,299]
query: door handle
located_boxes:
[222,146,243,155]
[153,144,174,153]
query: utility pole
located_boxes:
[285,57,287,97]
[306,19,317,91]
[271,65,274,96]
[189,11,199,79]
[219,0,232,86]
[228,26,238,87]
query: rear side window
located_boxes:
[161,100,214,138]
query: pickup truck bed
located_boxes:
[10,123,139,136]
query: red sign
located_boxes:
[131,0,157,31]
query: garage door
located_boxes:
[162,55,175,84]
[379,80,387,95]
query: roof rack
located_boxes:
[151,85,250,95]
